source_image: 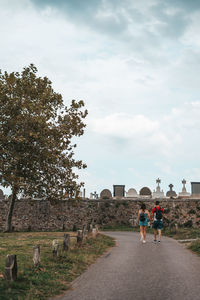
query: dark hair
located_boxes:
[141,203,146,211]
[156,200,159,205]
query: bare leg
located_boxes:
[140,226,143,241]
[158,229,161,241]
[154,229,157,241]
[143,226,147,241]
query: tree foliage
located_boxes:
[0,64,87,230]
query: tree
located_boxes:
[0,64,88,232]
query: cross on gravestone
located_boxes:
[182,179,186,192]
[156,178,161,186]
[33,245,40,266]
[4,255,17,281]
[166,184,177,198]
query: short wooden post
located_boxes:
[52,240,59,257]
[77,230,83,245]
[84,230,89,241]
[63,234,70,251]
[33,245,40,266]
[92,228,97,238]
[95,224,99,234]
[89,224,93,235]
[4,255,17,281]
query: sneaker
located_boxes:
[154,240,157,243]
[158,240,161,243]
[143,240,146,244]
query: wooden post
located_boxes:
[89,224,93,234]
[63,234,70,251]
[4,255,17,281]
[52,240,59,257]
[95,224,99,234]
[33,245,40,266]
[77,230,83,245]
[92,228,97,238]
[84,230,89,241]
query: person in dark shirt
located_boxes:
[151,200,164,243]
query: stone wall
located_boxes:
[1,198,200,231]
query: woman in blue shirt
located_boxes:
[136,203,150,243]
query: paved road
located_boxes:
[52,232,200,300]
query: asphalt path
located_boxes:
[52,232,200,300]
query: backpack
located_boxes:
[139,212,146,222]
[155,207,162,220]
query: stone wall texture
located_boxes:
[1,198,200,231]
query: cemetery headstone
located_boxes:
[191,182,200,197]
[100,189,112,199]
[52,240,59,257]
[152,178,165,199]
[139,187,152,197]
[126,188,138,198]
[33,245,40,266]
[113,185,125,198]
[166,184,177,198]
[4,255,17,281]
[63,234,70,251]
[179,179,190,197]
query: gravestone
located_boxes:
[179,179,190,197]
[52,240,59,257]
[63,234,70,251]
[33,245,40,266]
[166,184,177,198]
[4,255,17,281]
[152,178,165,199]
[191,182,200,197]
[126,188,138,198]
[113,185,125,198]
[139,187,152,197]
[100,189,112,199]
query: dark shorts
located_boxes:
[153,220,163,230]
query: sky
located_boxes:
[1,0,200,197]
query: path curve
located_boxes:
[52,232,200,300]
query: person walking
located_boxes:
[137,203,150,243]
[151,200,164,243]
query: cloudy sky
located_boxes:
[1,0,200,196]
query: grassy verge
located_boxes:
[0,232,115,300]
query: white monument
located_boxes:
[178,179,190,197]
[126,188,138,198]
[152,178,165,199]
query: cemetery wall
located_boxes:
[0,198,200,231]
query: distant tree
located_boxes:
[0,64,87,231]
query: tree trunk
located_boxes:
[5,185,18,232]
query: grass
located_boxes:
[188,240,200,255]
[0,232,115,300]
